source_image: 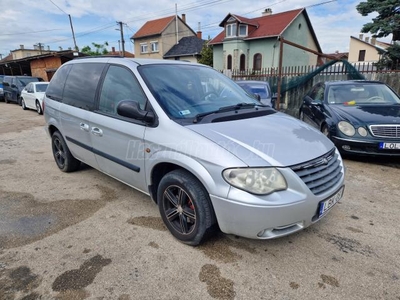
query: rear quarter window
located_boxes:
[62,63,104,110]
[46,65,72,101]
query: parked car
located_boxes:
[0,75,4,100]
[236,80,275,107]
[3,75,43,105]
[300,80,400,156]
[44,57,345,245]
[21,82,49,114]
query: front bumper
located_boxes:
[332,136,400,156]
[209,169,345,239]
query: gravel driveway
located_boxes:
[0,102,399,300]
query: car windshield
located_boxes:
[139,64,259,119]
[18,78,39,86]
[35,83,48,92]
[327,83,400,105]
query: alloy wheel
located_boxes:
[162,185,196,235]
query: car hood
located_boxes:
[331,104,400,125]
[187,112,334,167]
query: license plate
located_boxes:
[318,186,344,218]
[379,142,400,150]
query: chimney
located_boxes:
[20,44,24,49]
[181,14,186,23]
[365,36,369,43]
[359,33,363,40]
[59,46,63,51]
[197,31,202,39]
[262,8,272,16]
[112,46,115,52]
[371,37,376,45]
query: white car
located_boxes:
[21,82,49,114]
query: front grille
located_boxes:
[369,125,400,138]
[290,148,343,196]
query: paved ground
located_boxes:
[0,101,399,300]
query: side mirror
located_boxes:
[253,93,261,102]
[303,96,312,105]
[117,100,155,123]
[11,84,17,88]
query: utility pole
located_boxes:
[69,14,78,51]
[117,21,125,57]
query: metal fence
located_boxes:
[222,62,400,117]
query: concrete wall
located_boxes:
[282,13,319,66]
[348,38,382,62]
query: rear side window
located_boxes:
[63,63,104,110]
[46,65,72,101]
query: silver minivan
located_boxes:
[44,57,345,245]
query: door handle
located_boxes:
[91,127,103,137]
[80,123,90,132]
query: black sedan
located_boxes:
[300,80,400,156]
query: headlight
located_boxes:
[222,168,287,195]
[357,127,368,137]
[338,121,355,136]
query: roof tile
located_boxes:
[133,16,175,39]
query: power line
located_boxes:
[0,28,64,36]
[48,0,68,15]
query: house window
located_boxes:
[140,43,148,53]
[227,55,232,70]
[239,25,247,36]
[151,41,159,52]
[240,54,246,70]
[226,24,237,37]
[253,53,262,70]
[358,50,366,61]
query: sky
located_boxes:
[0,0,393,59]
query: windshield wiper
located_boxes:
[193,103,257,123]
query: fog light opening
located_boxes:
[342,145,351,150]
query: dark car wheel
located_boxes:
[158,169,216,246]
[36,100,42,115]
[51,131,80,172]
[21,99,27,110]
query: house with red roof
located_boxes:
[131,14,197,59]
[209,8,322,70]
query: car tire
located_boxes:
[36,100,42,115]
[21,99,27,110]
[157,169,216,246]
[321,124,330,137]
[51,131,80,172]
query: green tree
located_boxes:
[81,42,109,56]
[356,0,400,41]
[375,43,400,70]
[197,39,213,67]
